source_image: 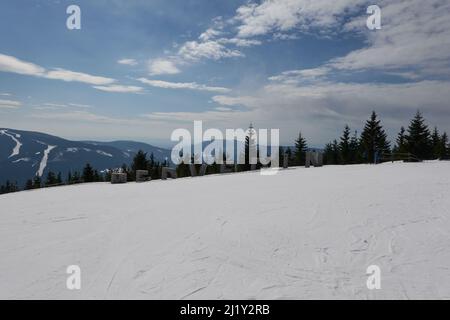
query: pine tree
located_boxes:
[431,127,441,159]
[149,152,155,168]
[56,172,62,185]
[324,140,340,165]
[132,150,149,173]
[4,180,11,193]
[93,170,101,182]
[152,163,162,180]
[82,163,95,182]
[339,125,351,164]
[406,111,432,160]
[121,164,133,181]
[72,171,81,184]
[33,175,42,189]
[175,150,190,177]
[439,132,449,160]
[1,180,18,193]
[349,130,360,164]
[285,147,293,166]
[332,140,340,164]
[294,131,308,166]
[323,143,334,165]
[25,179,34,190]
[104,169,112,182]
[360,111,391,163]
[278,146,284,168]
[45,171,58,186]
[394,126,408,155]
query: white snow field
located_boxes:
[0,161,449,300]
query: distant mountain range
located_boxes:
[0,128,171,187]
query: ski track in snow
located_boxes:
[36,144,57,177]
[96,150,113,157]
[0,161,450,299]
[0,129,23,158]
[12,158,31,163]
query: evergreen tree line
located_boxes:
[1,163,109,195]
[119,150,169,181]
[281,110,449,166]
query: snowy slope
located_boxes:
[0,161,449,299]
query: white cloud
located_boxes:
[121,0,450,83]
[30,110,127,124]
[92,85,144,93]
[178,40,243,61]
[234,0,365,38]
[0,99,21,109]
[43,103,68,108]
[0,53,46,76]
[30,110,163,127]
[151,0,363,69]
[141,110,239,122]
[148,58,180,75]
[33,106,62,111]
[117,58,138,66]
[68,103,92,109]
[33,106,60,111]
[199,28,223,41]
[0,93,11,96]
[269,67,330,82]
[215,106,232,111]
[32,102,93,110]
[212,95,259,108]
[45,68,115,85]
[329,0,450,76]
[137,78,231,93]
[0,53,116,86]
[263,0,450,82]
[218,38,262,47]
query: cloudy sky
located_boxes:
[0,0,449,147]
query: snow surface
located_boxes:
[96,150,113,157]
[0,129,23,158]
[36,144,56,177]
[12,158,31,163]
[0,161,449,299]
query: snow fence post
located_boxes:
[317,152,323,167]
[188,164,197,177]
[305,151,323,168]
[220,164,235,174]
[283,152,288,169]
[161,167,177,180]
[111,173,127,184]
[199,164,208,176]
[136,170,150,182]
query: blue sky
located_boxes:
[1,0,449,147]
